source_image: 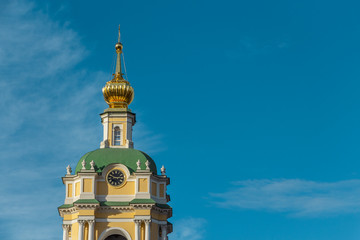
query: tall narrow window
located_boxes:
[113,126,121,146]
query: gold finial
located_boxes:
[118,24,121,42]
[115,25,123,54]
[102,26,134,109]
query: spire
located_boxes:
[114,25,124,80]
[102,26,134,109]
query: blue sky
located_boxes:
[1,0,360,239]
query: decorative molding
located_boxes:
[78,220,86,225]
[151,219,167,225]
[134,215,151,221]
[98,227,132,240]
[74,204,98,210]
[62,224,71,230]
[98,206,133,212]
[87,220,95,225]
[131,204,153,209]
[134,219,142,224]
[58,207,77,217]
[78,216,95,221]
[97,218,133,223]
[66,165,72,175]
[102,163,131,179]
[81,160,86,170]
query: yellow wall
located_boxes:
[159,184,164,197]
[64,213,79,221]
[152,212,168,221]
[138,178,148,192]
[63,210,96,222]
[135,209,151,215]
[141,222,145,240]
[63,210,165,240]
[68,184,73,197]
[75,182,80,196]
[111,118,127,121]
[83,179,93,193]
[97,181,135,195]
[151,182,157,196]
[72,222,79,240]
[84,222,89,240]
[96,209,150,219]
[96,211,135,219]
[79,209,96,215]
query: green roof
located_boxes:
[100,201,130,206]
[58,204,74,209]
[74,199,100,204]
[75,148,157,174]
[130,199,156,204]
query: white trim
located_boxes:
[63,219,78,225]
[96,218,133,222]
[74,180,81,200]
[135,176,138,194]
[96,195,135,202]
[134,215,151,220]
[102,164,131,179]
[112,124,123,146]
[151,195,167,204]
[151,219,167,225]
[98,227,132,240]
[82,177,95,194]
[78,216,95,221]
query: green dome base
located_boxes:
[75,148,157,174]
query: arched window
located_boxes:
[113,126,121,146]
[105,235,127,240]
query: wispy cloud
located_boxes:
[171,218,206,240]
[0,0,85,78]
[0,1,165,239]
[133,121,166,154]
[0,1,102,239]
[210,179,360,217]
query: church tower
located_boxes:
[58,28,172,240]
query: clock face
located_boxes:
[107,169,125,187]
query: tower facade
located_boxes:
[58,30,172,240]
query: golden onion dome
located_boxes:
[102,30,134,109]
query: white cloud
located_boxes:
[0,1,165,239]
[171,218,206,240]
[0,0,85,78]
[0,1,100,239]
[210,179,360,217]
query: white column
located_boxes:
[103,119,109,142]
[134,220,141,240]
[161,224,167,240]
[62,224,69,240]
[144,220,151,240]
[78,220,85,240]
[88,220,95,240]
